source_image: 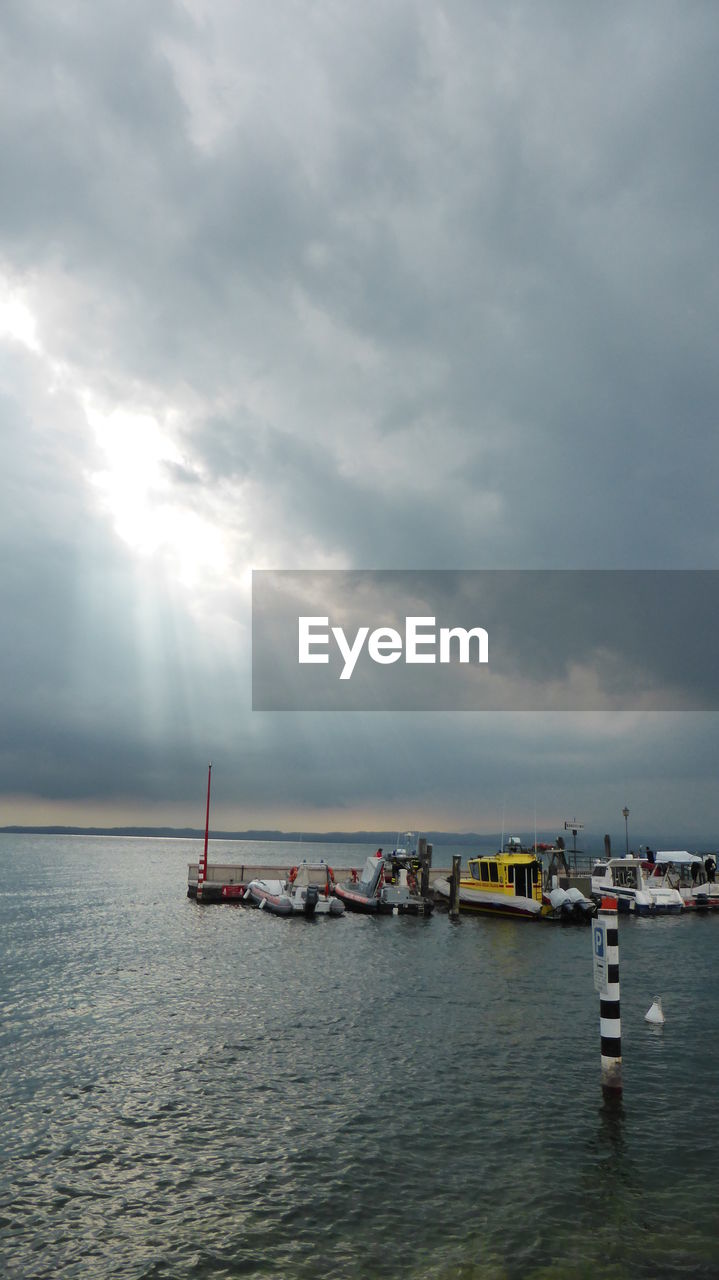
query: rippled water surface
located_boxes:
[2,834,719,1279]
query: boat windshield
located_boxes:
[613,864,638,888]
[358,855,384,895]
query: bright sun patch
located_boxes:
[0,279,231,592]
[0,286,42,352]
[85,400,228,588]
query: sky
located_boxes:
[2,0,719,844]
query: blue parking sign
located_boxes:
[593,916,608,993]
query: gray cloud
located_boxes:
[1,1,719,832]
[252,570,719,711]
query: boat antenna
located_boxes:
[501,798,505,854]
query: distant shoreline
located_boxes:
[1,824,715,851]
[0,824,491,844]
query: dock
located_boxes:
[186,861,449,902]
[189,832,437,903]
[186,861,591,903]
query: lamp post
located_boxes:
[622,806,630,857]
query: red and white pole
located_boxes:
[197,762,212,903]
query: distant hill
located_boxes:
[0,824,491,844]
[2,824,715,851]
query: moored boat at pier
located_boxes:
[434,846,548,919]
[650,852,719,910]
[244,861,345,918]
[590,857,683,914]
[334,853,433,915]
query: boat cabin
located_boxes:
[591,858,641,890]
[590,856,684,914]
[465,852,542,903]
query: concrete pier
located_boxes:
[187,860,592,904]
[187,862,451,903]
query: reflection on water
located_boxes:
[1,835,719,1279]
[596,1092,627,1161]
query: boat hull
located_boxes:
[433,879,543,919]
[245,880,309,916]
[457,899,542,919]
[334,885,380,912]
[244,878,344,917]
[591,887,683,914]
[633,900,683,916]
[684,890,719,910]
[593,890,683,915]
[333,883,432,915]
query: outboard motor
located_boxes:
[548,886,573,924]
[566,885,597,922]
[548,886,570,911]
[549,884,596,923]
[303,885,320,917]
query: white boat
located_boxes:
[649,851,719,910]
[590,856,683,915]
[244,861,345,918]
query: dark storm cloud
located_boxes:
[177,1,719,570]
[1,1,719,825]
[252,570,719,710]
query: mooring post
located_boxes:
[417,834,427,896]
[449,854,461,919]
[592,894,622,1094]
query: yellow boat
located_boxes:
[437,841,548,919]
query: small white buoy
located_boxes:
[645,997,665,1025]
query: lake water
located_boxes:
[1,834,718,1279]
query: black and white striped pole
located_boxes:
[592,894,622,1094]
